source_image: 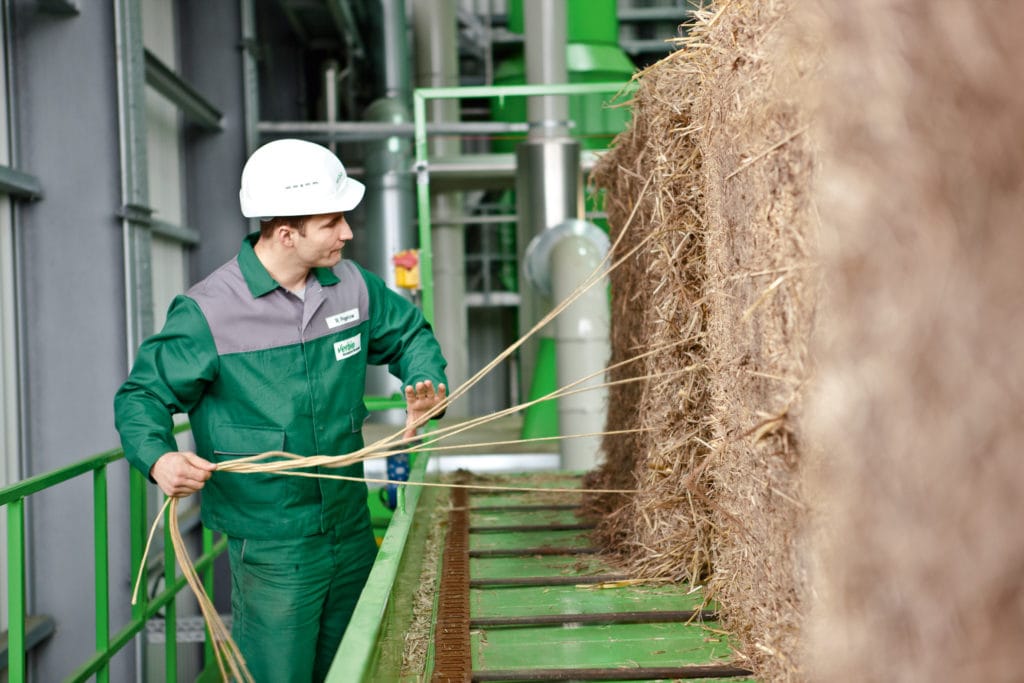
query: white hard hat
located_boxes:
[239,139,365,218]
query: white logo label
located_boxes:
[334,334,362,361]
[326,308,360,329]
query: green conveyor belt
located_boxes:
[328,466,755,682]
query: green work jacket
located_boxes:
[114,234,447,539]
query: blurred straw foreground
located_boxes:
[586,1,1024,681]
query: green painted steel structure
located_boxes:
[0,422,226,682]
[327,470,754,681]
[412,81,635,329]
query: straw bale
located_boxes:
[588,1,818,679]
[587,40,714,581]
[804,1,1024,680]
[694,2,818,680]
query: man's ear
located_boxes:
[276,224,297,247]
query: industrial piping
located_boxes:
[361,0,417,418]
[516,0,610,469]
[524,220,611,469]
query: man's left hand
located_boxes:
[404,380,447,440]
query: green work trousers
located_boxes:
[227,523,378,683]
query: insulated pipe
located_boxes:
[523,0,569,138]
[361,98,416,416]
[515,139,581,404]
[413,0,468,417]
[379,0,410,99]
[362,0,415,419]
[525,220,610,470]
[516,0,575,414]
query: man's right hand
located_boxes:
[150,452,216,498]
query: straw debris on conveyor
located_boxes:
[429,473,754,682]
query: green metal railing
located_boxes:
[1,422,225,682]
[412,80,634,326]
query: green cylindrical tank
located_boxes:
[492,1,634,154]
[508,0,619,43]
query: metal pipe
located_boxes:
[515,139,580,422]
[380,0,409,99]
[524,220,610,470]
[549,231,610,470]
[413,0,468,417]
[362,0,416,422]
[257,119,529,140]
[523,0,568,138]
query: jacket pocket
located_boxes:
[350,404,370,433]
[211,425,300,512]
[212,424,285,459]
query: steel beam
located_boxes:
[472,665,755,681]
[258,119,529,141]
[468,547,600,557]
[469,609,719,628]
[469,574,630,588]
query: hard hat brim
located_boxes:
[239,176,366,219]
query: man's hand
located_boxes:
[404,380,447,440]
[150,451,216,498]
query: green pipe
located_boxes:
[363,394,407,412]
[7,498,26,682]
[94,466,111,683]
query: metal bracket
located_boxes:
[144,49,223,131]
[0,165,44,200]
[37,0,80,15]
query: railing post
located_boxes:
[203,525,215,667]
[6,497,26,681]
[164,500,177,681]
[94,465,111,683]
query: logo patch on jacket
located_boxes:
[334,334,362,360]
[326,308,360,329]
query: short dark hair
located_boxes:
[259,215,313,239]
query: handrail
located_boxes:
[0,447,122,505]
[0,422,190,505]
[325,449,430,681]
[1,421,225,682]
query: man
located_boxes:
[114,138,447,682]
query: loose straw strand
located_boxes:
[360,175,655,457]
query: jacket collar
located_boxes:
[238,232,341,298]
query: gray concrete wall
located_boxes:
[10,3,135,681]
[5,1,251,678]
[180,0,250,280]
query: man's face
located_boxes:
[289,212,353,268]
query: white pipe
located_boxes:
[525,220,611,470]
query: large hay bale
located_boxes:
[805,1,1024,680]
[589,1,816,679]
[587,41,714,581]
